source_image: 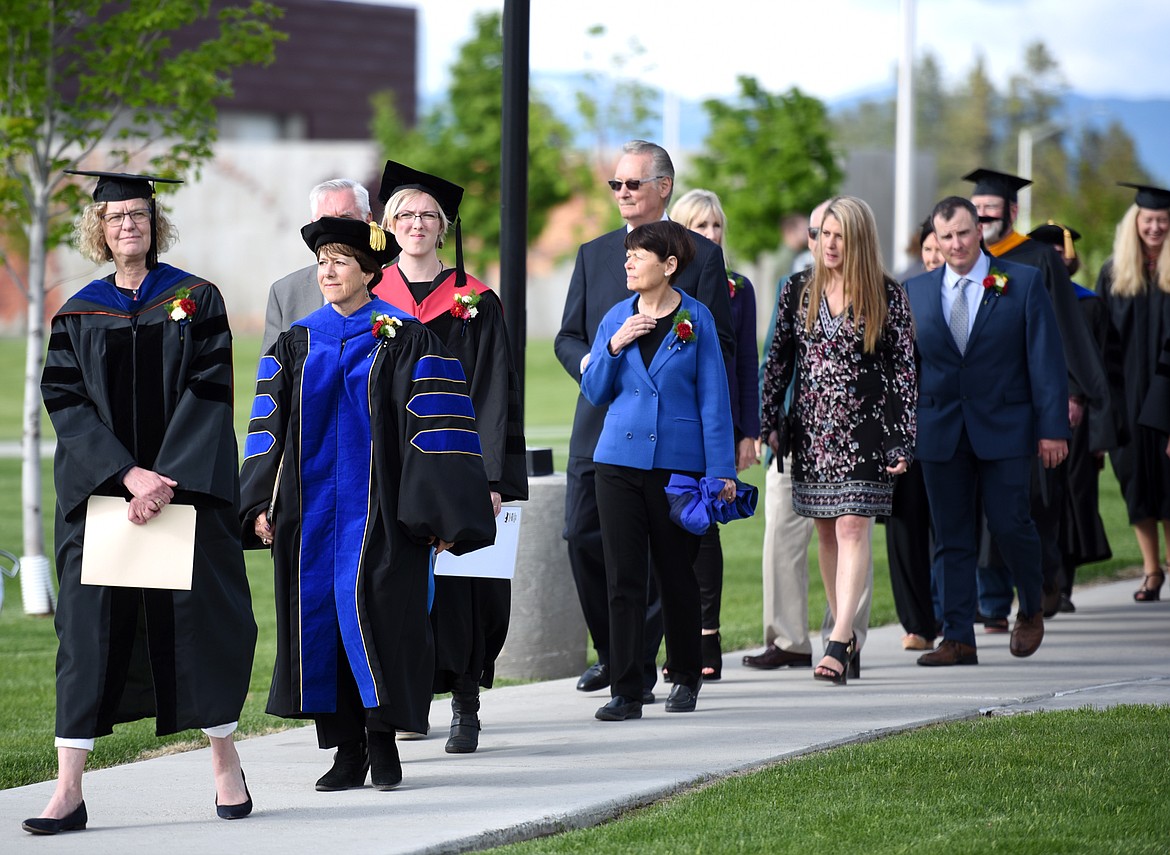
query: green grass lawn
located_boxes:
[0,333,1152,847]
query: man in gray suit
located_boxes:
[260,178,374,354]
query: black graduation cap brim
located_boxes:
[65,170,182,203]
[962,168,1032,202]
[302,217,398,267]
[377,160,464,221]
[1028,223,1082,244]
[1117,181,1170,210]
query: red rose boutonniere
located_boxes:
[983,267,1008,296]
[165,288,197,323]
[728,271,744,300]
[371,311,402,340]
[671,308,695,347]
[450,289,481,321]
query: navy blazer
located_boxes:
[905,256,1069,462]
[580,290,735,479]
[555,226,734,459]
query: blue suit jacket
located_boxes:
[904,256,1069,462]
[580,290,735,479]
[555,226,734,459]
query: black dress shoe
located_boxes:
[664,683,699,713]
[642,690,655,704]
[22,801,87,835]
[216,770,253,820]
[445,690,481,754]
[742,645,812,669]
[315,739,369,791]
[576,663,609,692]
[595,695,642,721]
[368,730,403,791]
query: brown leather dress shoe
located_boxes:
[1010,612,1044,658]
[917,639,978,667]
[742,645,812,669]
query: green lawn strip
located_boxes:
[488,705,1170,855]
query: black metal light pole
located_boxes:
[500,0,529,426]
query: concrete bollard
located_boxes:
[495,472,586,681]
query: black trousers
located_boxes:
[886,464,938,639]
[314,635,396,749]
[565,455,662,689]
[595,464,701,699]
[694,526,723,631]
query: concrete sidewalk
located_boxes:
[4,578,1168,853]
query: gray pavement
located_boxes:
[3,577,1168,853]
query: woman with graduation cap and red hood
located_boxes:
[1097,181,1170,602]
[375,161,528,754]
[28,170,257,834]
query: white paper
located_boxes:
[434,505,522,580]
[80,495,196,590]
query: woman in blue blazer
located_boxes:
[580,221,736,721]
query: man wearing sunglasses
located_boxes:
[555,139,735,702]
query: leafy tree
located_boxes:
[690,76,842,264]
[370,10,583,274]
[0,0,281,609]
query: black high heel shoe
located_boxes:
[1134,568,1165,602]
[848,636,860,680]
[814,635,855,685]
[216,770,252,820]
[701,631,722,681]
[22,801,87,835]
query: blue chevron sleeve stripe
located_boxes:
[410,428,483,455]
[243,430,277,460]
[412,355,466,383]
[256,354,282,383]
[406,391,476,420]
[250,393,277,420]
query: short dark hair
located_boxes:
[918,215,936,246]
[625,221,695,284]
[932,196,978,224]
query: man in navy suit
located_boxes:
[904,196,1069,666]
[555,140,734,697]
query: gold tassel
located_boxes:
[369,222,387,252]
[1048,219,1075,261]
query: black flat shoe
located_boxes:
[22,801,87,835]
[315,740,369,791]
[595,695,642,721]
[368,731,403,791]
[216,770,252,820]
[576,663,610,692]
[664,683,699,713]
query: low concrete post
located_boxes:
[495,472,586,680]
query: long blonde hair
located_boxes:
[804,196,890,353]
[1108,204,1170,297]
[670,188,728,249]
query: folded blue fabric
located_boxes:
[664,475,758,535]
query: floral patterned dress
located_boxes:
[761,269,917,518]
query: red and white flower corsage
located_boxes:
[450,289,481,321]
[371,311,402,340]
[671,308,695,346]
[165,288,197,322]
[983,267,1008,296]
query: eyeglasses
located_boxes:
[807,227,820,240]
[607,176,665,192]
[393,210,442,223]
[101,209,150,227]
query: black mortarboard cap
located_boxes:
[65,169,182,203]
[962,168,1032,203]
[1028,220,1081,260]
[1117,181,1170,210]
[378,160,466,287]
[301,217,398,269]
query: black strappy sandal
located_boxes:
[814,634,855,685]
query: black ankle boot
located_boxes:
[315,739,369,791]
[367,730,402,791]
[445,689,481,754]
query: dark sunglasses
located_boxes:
[607,176,665,192]
[807,227,821,240]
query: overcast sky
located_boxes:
[394,0,1169,102]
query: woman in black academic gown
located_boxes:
[28,170,257,835]
[1097,182,1170,602]
[374,162,527,754]
[240,218,496,791]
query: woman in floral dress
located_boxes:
[761,196,917,684]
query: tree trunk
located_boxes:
[20,190,54,615]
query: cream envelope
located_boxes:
[80,495,196,590]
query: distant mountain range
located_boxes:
[501,72,1170,186]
